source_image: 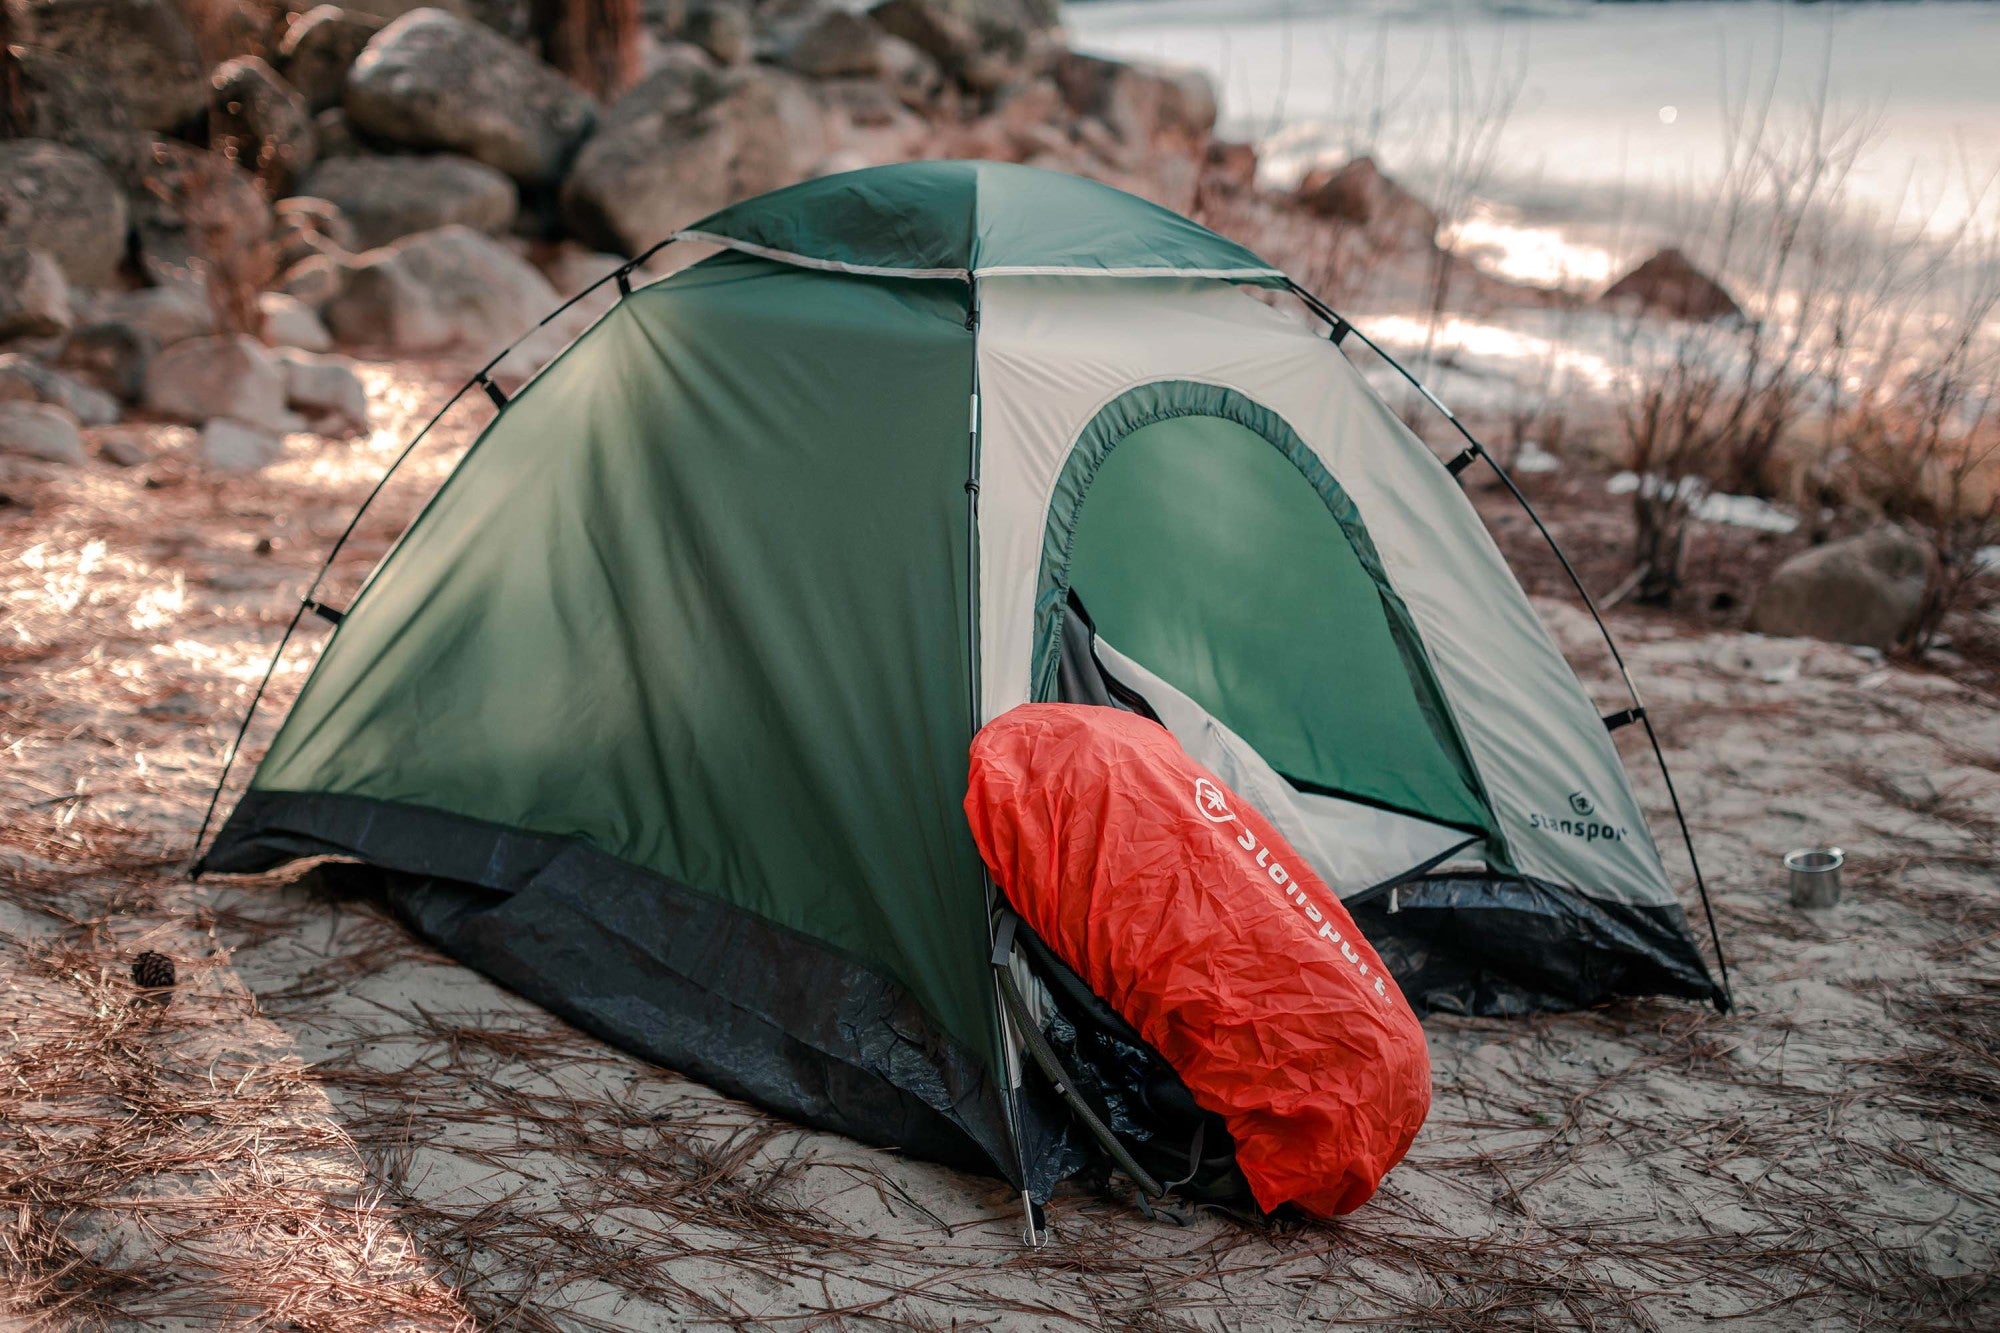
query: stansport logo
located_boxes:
[1190,779,1391,1004]
[1528,791,1629,844]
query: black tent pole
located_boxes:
[188,247,672,875]
[1285,281,1732,1012]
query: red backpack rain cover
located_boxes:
[965,704,1431,1216]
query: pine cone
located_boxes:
[131,951,177,990]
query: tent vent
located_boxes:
[304,598,345,626]
[1444,445,1481,477]
[1602,706,1646,731]
[475,373,509,410]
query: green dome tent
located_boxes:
[197,161,1724,1209]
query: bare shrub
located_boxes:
[147,148,278,338]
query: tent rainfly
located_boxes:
[197,160,1726,1213]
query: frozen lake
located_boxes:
[1067,0,2000,281]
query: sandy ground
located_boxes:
[3,363,1997,1331]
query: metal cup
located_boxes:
[1785,847,1844,910]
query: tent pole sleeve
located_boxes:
[1282,280,1732,1013]
[188,245,673,875]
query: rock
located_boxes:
[87,287,215,347]
[211,57,319,193]
[300,154,518,250]
[1601,247,1743,323]
[868,0,977,80]
[57,322,160,402]
[0,250,74,341]
[260,292,335,352]
[315,107,366,159]
[105,138,274,297]
[276,349,369,431]
[560,65,826,255]
[12,0,209,131]
[275,195,363,253]
[96,434,151,467]
[1054,53,1214,145]
[1296,155,1439,249]
[1205,139,1258,193]
[278,255,350,308]
[0,354,122,425]
[877,33,940,106]
[7,47,134,148]
[143,335,294,432]
[198,417,287,472]
[344,9,598,186]
[324,224,559,352]
[782,10,884,79]
[681,1,750,65]
[1748,527,1933,651]
[0,402,87,465]
[0,141,130,288]
[278,5,386,112]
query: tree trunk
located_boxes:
[530,0,640,102]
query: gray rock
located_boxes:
[324,224,559,352]
[1054,52,1215,146]
[1748,526,1933,651]
[0,250,74,341]
[301,154,518,250]
[0,401,87,465]
[12,0,209,131]
[143,335,294,432]
[681,1,750,65]
[867,0,976,77]
[314,107,367,159]
[0,354,122,425]
[7,47,134,148]
[1602,247,1744,324]
[560,65,827,255]
[783,11,884,79]
[877,33,940,107]
[278,5,386,112]
[0,141,130,288]
[278,255,350,309]
[87,286,215,347]
[260,292,336,352]
[97,434,152,467]
[344,9,597,186]
[277,349,369,431]
[211,57,319,193]
[198,417,287,472]
[57,322,160,402]
[1295,155,1439,250]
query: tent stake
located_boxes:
[1285,281,1732,1012]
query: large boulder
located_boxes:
[0,141,129,288]
[211,57,320,193]
[1601,247,1743,323]
[1054,52,1215,147]
[1747,526,1933,651]
[323,225,559,352]
[300,154,518,250]
[6,47,134,148]
[11,0,209,131]
[559,64,827,255]
[85,286,215,347]
[681,1,751,66]
[0,402,87,466]
[0,249,74,341]
[1296,156,1439,250]
[278,5,386,112]
[0,353,121,425]
[142,334,296,432]
[344,9,598,186]
[782,10,884,79]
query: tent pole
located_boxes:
[1284,281,1732,1013]
[189,248,671,874]
[956,278,1048,1232]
